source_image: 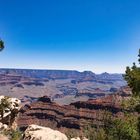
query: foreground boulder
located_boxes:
[23,125,88,140]
[23,124,68,140]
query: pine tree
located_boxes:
[124,49,140,96]
[138,49,140,64]
[0,39,4,51]
[0,97,10,119]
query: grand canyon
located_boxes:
[0,68,133,140]
[1,0,139,139]
[0,68,126,105]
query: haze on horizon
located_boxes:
[0,0,140,73]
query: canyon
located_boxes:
[0,69,132,139]
[17,86,131,134]
[0,69,126,105]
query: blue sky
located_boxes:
[0,0,140,73]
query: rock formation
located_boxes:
[17,92,128,133]
[23,124,68,140]
[23,124,88,140]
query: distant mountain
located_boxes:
[0,68,123,81]
[96,72,123,80]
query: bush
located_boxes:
[0,129,23,140]
[11,130,22,140]
[109,116,139,140]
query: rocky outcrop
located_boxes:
[23,124,68,140]
[38,96,52,103]
[23,124,88,140]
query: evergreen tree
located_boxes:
[0,97,10,119]
[124,49,140,96]
[0,39,4,51]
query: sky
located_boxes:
[0,0,140,73]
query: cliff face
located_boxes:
[17,93,128,133]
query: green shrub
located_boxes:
[11,129,22,140]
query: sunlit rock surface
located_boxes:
[23,124,88,140]
[23,124,68,140]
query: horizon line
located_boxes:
[0,67,124,74]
